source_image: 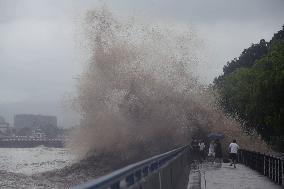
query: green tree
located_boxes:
[214,26,284,151]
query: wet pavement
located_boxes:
[188,162,283,189]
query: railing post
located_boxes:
[250,151,253,169]
[279,159,284,185]
[276,158,279,184]
[238,150,241,163]
[270,157,272,179]
[260,153,264,173]
[261,153,264,173]
[245,150,247,165]
[275,158,277,183]
[247,151,250,167]
[279,158,282,185]
[244,150,246,164]
[263,154,266,174]
[272,157,275,182]
[267,156,271,179]
[258,153,260,173]
[143,166,149,177]
[135,170,142,182]
[255,152,257,170]
[110,182,120,189]
[251,151,254,169]
[263,154,266,176]
[258,153,261,173]
[266,155,269,177]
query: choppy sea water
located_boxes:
[0,146,76,175]
[0,146,76,188]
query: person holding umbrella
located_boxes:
[207,133,224,167]
[214,139,223,168]
[208,140,215,163]
[207,132,224,140]
[190,137,200,162]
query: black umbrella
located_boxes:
[207,132,224,140]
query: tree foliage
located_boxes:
[214,26,284,150]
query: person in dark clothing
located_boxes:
[214,139,223,167]
[190,138,200,162]
[198,140,206,161]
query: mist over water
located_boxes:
[68,7,268,161]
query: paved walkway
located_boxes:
[188,163,283,189]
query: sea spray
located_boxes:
[68,7,269,162]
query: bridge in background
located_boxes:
[72,146,284,189]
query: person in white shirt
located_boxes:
[199,141,206,161]
[228,139,239,168]
[208,140,215,164]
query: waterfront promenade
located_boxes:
[188,163,283,189]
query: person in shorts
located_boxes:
[228,139,239,168]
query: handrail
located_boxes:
[72,145,189,189]
[238,149,284,186]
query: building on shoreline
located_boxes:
[14,114,57,129]
[0,115,66,147]
[0,116,10,135]
[14,114,59,139]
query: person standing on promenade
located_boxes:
[191,138,199,160]
[229,139,239,168]
[208,140,215,163]
[199,140,206,162]
[214,139,223,168]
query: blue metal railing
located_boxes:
[72,145,189,189]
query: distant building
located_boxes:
[14,114,58,138]
[14,114,57,129]
[0,116,10,136]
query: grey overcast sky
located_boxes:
[0,0,283,127]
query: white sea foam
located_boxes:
[0,146,75,175]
